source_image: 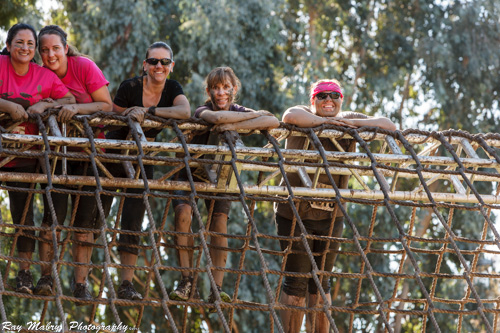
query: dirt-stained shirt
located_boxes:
[275,105,368,221]
[59,56,109,146]
[0,55,68,167]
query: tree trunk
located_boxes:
[346,0,375,108]
[398,72,412,130]
[308,7,319,80]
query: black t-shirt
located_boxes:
[108,75,184,139]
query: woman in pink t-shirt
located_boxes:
[35,25,113,303]
[0,23,74,296]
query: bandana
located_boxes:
[310,81,343,103]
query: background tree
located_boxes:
[1,0,499,331]
[0,0,38,30]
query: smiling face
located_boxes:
[207,81,237,111]
[143,47,174,83]
[39,33,69,78]
[7,29,36,67]
[312,90,343,117]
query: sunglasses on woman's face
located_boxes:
[145,58,172,66]
[316,92,341,100]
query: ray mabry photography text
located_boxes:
[1,321,139,332]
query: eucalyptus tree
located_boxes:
[2,0,499,330]
[175,0,287,114]
[56,0,183,93]
[281,0,500,133]
[0,0,38,31]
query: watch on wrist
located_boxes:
[148,106,156,116]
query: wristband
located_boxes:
[148,106,156,116]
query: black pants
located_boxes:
[2,165,37,253]
[100,162,154,255]
[42,161,102,230]
[276,214,344,297]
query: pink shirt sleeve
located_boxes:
[62,57,109,104]
[76,56,109,94]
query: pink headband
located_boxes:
[310,81,343,103]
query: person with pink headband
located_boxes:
[310,81,344,103]
[275,79,395,332]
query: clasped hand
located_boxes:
[212,123,235,132]
[122,106,147,123]
[324,117,358,128]
[9,104,29,122]
[55,104,79,122]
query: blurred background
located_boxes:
[1,1,500,332]
[3,0,500,133]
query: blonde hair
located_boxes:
[309,79,342,102]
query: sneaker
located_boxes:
[70,277,89,294]
[117,280,143,301]
[33,275,53,296]
[73,283,93,306]
[15,270,34,294]
[169,276,199,301]
[208,285,232,313]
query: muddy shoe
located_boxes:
[73,283,93,306]
[117,280,142,301]
[33,275,53,296]
[169,276,199,301]
[15,270,34,294]
[208,285,232,313]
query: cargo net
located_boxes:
[0,111,499,332]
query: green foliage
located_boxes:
[1,0,500,331]
[2,1,499,129]
[0,0,38,30]
[0,1,44,54]
[415,1,500,132]
[175,0,287,114]
[56,0,165,92]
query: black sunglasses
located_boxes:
[145,58,172,66]
[316,92,341,100]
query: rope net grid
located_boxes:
[0,111,499,332]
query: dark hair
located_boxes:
[145,42,173,60]
[38,25,81,57]
[1,23,37,57]
[203,67,241,105]
[142,42,174,75]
